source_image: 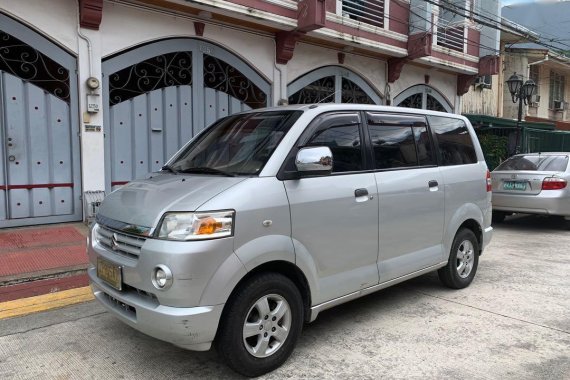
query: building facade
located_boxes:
[0,0,500,227]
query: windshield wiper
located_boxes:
[179,167,236,177]
[161,164,178,174]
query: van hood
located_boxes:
[97,173,247,228]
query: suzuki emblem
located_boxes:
[111,233,119,251]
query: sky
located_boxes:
[502,0,540,6]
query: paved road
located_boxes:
[1,215,569,379]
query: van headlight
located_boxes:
[157,210,235,241]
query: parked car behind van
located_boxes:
[491,152,570,226]
[87,104,493,377]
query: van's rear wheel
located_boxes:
[438,228,479,289]
[216,272,303,377]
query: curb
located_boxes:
[0,286,94,320]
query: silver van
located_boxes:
[88,104,493,377]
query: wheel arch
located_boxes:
[457,219,483,255]
[222,261,312,324]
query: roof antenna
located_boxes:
[315,90,339,105]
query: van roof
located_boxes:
[246,103,466,120]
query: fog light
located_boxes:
[151,265,173,290]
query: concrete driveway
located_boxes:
[1,215,569,379]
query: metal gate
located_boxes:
[394,84,453,113]
[287,65,382,105]
[0,14,81,228]
[102,39,271,191]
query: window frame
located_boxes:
[277,111,371,180]
[363,112,438,172]
[426,115,478,167]
[549,70,565,110]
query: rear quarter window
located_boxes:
[427,116,477,166]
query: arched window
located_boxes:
[288,66,382,105]
[394,85,453,113]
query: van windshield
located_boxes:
[167,111,302,176]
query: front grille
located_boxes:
[102,292,137,321]
[96,224,146,259]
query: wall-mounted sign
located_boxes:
[85,124,101,132]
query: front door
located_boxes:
[284,112,379,305]
[0,16,81,228]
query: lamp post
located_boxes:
[506,72,536,155]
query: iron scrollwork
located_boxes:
[288,76,335,104]
[426,94,447,112]
[341,77,375,104]
[0,30,70,103]
[109,52,193,106]
[399,93,423,109]
[203,54,267,109]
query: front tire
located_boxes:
[438,228,479,289]
[216,272,304,377]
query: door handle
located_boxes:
[428,180,439,188]
[354,188,368,197]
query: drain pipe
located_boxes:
[271,38,287,106]
[76,7,94,79]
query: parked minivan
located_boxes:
[88,104,493,377]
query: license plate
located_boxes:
[503,181,527,191]
[97,257,122,290]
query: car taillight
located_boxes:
[542,177,567,190]
[486,170,492,192]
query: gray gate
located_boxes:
[0,14,81,228]
[288,66,382,105]
[102,39,271,191]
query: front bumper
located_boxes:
[89,268,223,351]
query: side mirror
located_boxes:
[295,146,333,176]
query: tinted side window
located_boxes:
[307,124,363,172]
[369,125,416,169]
[427,116,477,166]
[367,113,435,169]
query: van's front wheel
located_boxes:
[216,272,304,377]
[438,228,479,289]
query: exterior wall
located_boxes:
[502,53,529,120]
[461,75,500,116]
[0,0,483,222]
[393,65,457,110]
[288,43,386,98]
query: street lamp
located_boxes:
[506,72,536,154]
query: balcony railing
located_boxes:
[342,0,385,28]
[436,25,465,52]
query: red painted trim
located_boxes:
[389,0,409,35]
[0,274,89,302]
[430,50,479,69]
[228,0,296,18]
[466,28,480,57]
[324,20,407,49]
[79,0,103,30]
[111,181,129,186]
[0,183,74,190]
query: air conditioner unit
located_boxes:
[529,94,540,107]
[554,100,564,110]
[474,75,492,89]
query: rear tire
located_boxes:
[216,272,304,377]
[492,211,506,223]
[438,228,479,289]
